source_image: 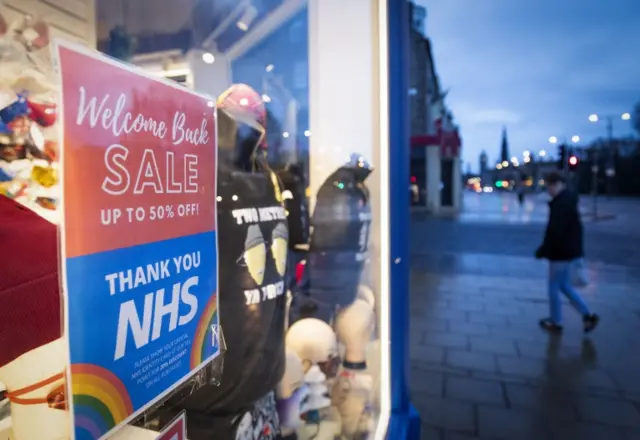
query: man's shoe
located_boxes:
[583,313,600,333]
[539,318,563,333]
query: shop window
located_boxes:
[0,1,393,439]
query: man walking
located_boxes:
[535,171,599,333]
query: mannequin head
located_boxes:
[217,107,265,171]
[217,83,268,154]
[345,153,373,183]
[286,318,339,377]
[217,83,266,129]
[335,299,375,367]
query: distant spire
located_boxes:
[479,150,488,174]
[500,126,509,163]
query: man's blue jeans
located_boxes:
[549,261,591,324]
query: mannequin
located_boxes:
[332,299,376,439]
[304,155,374,323]
[0,196,67,440]
[141,86,287,439]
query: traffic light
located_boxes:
[557,144,566,170]
[568,154,579,171]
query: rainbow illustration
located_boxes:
[190,292,219,369]
[71,363,133,439]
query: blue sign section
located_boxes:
[65,231,218,426]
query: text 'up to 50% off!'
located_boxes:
[100,203,200,225]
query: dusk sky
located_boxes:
[419,0,640,171]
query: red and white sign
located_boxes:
[155,412,187,440]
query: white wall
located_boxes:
[187,48,232,100]
[308,1,391,437]
[1,0,97,47]
[308,0,378,200]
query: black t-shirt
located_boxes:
[153,163,288,427]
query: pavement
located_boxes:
[410,192,640,440]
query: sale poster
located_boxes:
[54,41,219,440]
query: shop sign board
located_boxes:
[54,40,219,440]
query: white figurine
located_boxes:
[303,366,330,412]
[285,318,338,374]
[333,299,376,439]
[285,319,344,438]
[335,299,375,368]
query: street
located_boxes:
[410,192,640,439]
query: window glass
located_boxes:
[0,1,387,439]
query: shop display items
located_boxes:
[0,12,385,433]
[296,155,374,323]
[0,15,65,440]
[0,14,59,224]
[138,85,287,439]
[283,297,379,439]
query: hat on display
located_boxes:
[217,83,268,150]
[0,196,60,368]
[217,83,266,129]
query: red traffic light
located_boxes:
[568,156,578,166]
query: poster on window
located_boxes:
[54,40,219,440]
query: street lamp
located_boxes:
[589,112,630,125]
[549,135,580,146]
[587,112,630,217]
[539,150,547,157]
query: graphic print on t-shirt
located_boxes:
[233,206,289,306]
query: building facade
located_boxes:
[408,1,462,214]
